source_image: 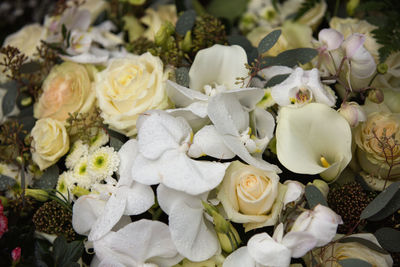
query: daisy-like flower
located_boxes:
[65,140,89,169]
[56,171,77,201]
[88,129,109,152]
[88,146,119,180]
[73,157,94,189]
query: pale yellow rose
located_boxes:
[330,17,381,63]
[247,21,313,57]
[3,23,46,57]
[95,52,170,137]
[217,161,287,231]
[354,111,400,178]
[34,62,96,122]
[140,5,177,41]
[31,118,70,170]
[309,233,393,267]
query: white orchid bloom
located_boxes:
[271,67,336,107]
[276,103,352,181]
[167,44,264,128]
[223,223,317,267]
[189,92,280,173]
[157,184,220,262]
[92,219,183,267]
[128,110,228,195]
[342,33,376,79]
[290,204,343,247]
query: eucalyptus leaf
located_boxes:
[176,10,196,36]
[175,67,190,88]
[360,182,400,220]
[2,82,18,116]
[305,184,328,209]
[20,61,41,74]
[264,74,290,88]
[338,258,372,267]
[207,0,247,22]
[261,48,318,68]
[0,174,16,191]
[33,165,59,189]
[109,136,123,151]
[258,30,281,54]
[53,236,84,267]
[375,227,400,252]
[339,236,389,254]
[368,190,400,221]
[228,34,258,63]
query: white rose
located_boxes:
[217,161,287,231]
[3,24,46,57]
[95,52,170,137]
[31,118,70,170]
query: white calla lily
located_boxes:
[223,223,317,267]
[92,219,183,267]
[130,110,228,195]
[157,184,220,262]
[276,103,352,181]
[271,67,336,107]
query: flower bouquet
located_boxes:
[0,0,400,266]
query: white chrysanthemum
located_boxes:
[89,129,109,152]
[66,140,89,169]
[73,157,94,189]
[56,171,77,201]
[88,146,119,180]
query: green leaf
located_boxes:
[257,30,281,54]
[176,67,190,88]
[368,190,400,221]
[106,128,128,144]
[1,81,18,116]
[207,0,247,22]
[176,10,197,36]
[53,236,84,267]
[375,227,400,252]
[61,24,68,40]
[360,181,400,220]
[33,165,59,189]
[293,0,320,21]
[261,48,318,68]
[338,258,372,267]
[339,236,389,254]
[305,185,328,209]
[20,61,41,74]
[264,74,290,88]
[0,174,16,191]
[109,136,123,151]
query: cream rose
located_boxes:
[3,23,46,57]
[95,52,170,137]
[31,118,70,170]
[355,111,400,178]
[217,161,286,231]
[34,62,96,122]
[311,233,393,267]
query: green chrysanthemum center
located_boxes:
[94,156,106,168]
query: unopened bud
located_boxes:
[21,96,32,107]
[338,101,366,127]
[217,223,241,253]
[155,22,175,47]
[377,63,388,74]
[25,189,48,202]
[181,31,192,52]
[11,246,21,263]
[367,88,384,104]
[346,0,359,16]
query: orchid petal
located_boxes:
[72,195,106,236]
[166,80,209,107]
[137,110,192,160]
[118,139,138,187]
[132,149,228,195]
[318,28,344,51]
[225,88,265,111]
[247,233,291,267]
[189,45,248,92]
[119,183,154,215]
[223,247,256,267]
[281,231,317,257]
[208,93,249,136]
[307,68,336,106]
[167,108,210,132]
[271,68,303,106]
[258,66,293,84]
[188,125,235,159]
[252,107,275,141]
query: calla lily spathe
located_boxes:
[276,103,352,181]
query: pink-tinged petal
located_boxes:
[318,28,344,51]
[343,33,365,59]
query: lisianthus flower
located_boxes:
[125,110,228,195]
[157,184,220,262]
[92,219,183,267]
[190,93,280,172]
[167,44,265,130]
[276,103,352,181]
[223,223,317,267]
[270,67,336,107]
